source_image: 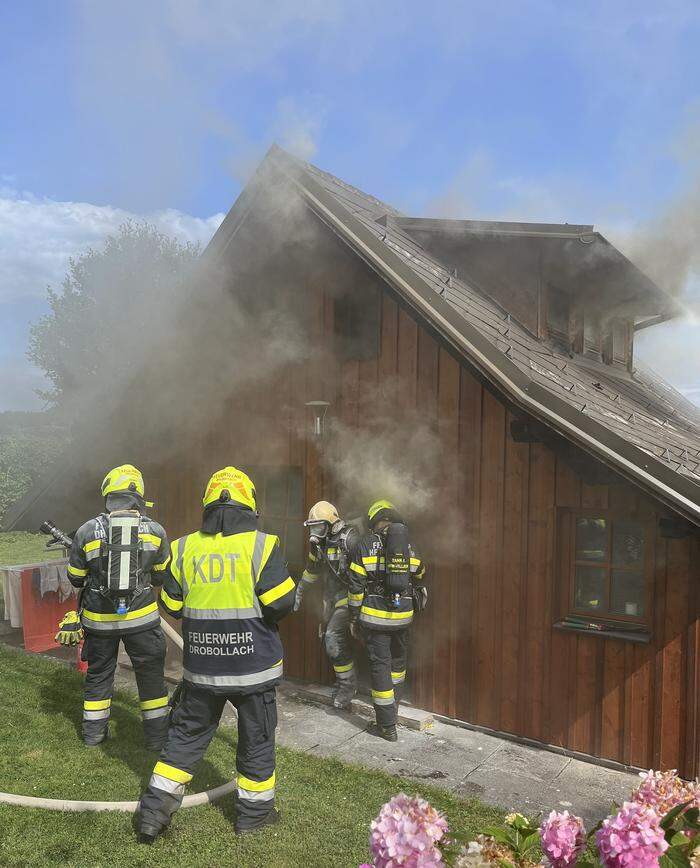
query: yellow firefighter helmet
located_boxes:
[203,467,256,511]
[101,464,145,499]
[367,499,400,529]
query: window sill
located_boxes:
[553,620,651,644]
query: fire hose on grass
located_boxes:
[0,525,238,813]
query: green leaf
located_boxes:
[445,831,472,844]
[681,808,699,829]
[520,831,542,855]
[480,827,510,845]
[661,801,694,831]
[587,819,604,838]
[663,846,692,868]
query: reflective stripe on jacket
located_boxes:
[68,514,170,636]
[159,526,295,694]
[348,532,425,632]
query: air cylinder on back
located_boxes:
[384,522,411,601]
[107,510,141,613]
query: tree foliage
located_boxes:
[0,414,67,527]
[28,221,200,408]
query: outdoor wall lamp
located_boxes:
[305,400,330,438]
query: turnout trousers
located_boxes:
[324,606,355,690]
[364,628,409,727]
[139,683,278,832]
[82,626,169,748]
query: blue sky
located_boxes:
[1,1,699,410]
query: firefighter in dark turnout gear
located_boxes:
[138,467,296,841]
[293,501,360,709]
[348,500,426,741]
[66,464,170,748]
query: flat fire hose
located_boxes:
[0,616,237,813]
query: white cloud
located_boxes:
[0,186,224,303]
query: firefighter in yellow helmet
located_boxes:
[294,501,360,709]
[62,464,171,748]
[347,500,427,741]
[137,467,296,841]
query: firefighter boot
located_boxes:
[138,823,161,845]
[367,722,398,742]
[235,808,281,835]
[333,676,356,710]
[137,811,170,844]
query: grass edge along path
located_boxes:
[0,645,502,867]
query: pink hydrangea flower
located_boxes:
[632,769,700,815]
[540,810,586,867]
[596,801,669,867]
[369,793,449,867]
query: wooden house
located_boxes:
[7,146,700,777]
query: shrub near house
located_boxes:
[365,770,700,867]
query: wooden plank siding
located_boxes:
[147,280,699,778]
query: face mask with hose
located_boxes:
[295,501,346,630]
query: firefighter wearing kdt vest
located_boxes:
[63,464,171,748]
[348,500,426,741]
[293,501,360,709]
[137,467,296,841]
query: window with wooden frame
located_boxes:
[557,508,653,635]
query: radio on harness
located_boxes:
[383,522,411,608]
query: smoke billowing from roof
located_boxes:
[628,111,700,320]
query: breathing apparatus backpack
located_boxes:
[99,510,145,615]
[382,522,411,609]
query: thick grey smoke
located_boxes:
[74,0,341,207]
[319,379,469,566]
[622,110,700,310]
[607,112,700,402]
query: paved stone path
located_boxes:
[272,682,640,826]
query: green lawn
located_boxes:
[0,645,501,867]
[0,531,63,567]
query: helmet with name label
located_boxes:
[203,467,256,511]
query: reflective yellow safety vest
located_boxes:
[160,528,296,693]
